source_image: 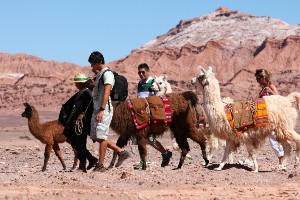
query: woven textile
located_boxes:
[128,96,172,130]
[225,98,269,135]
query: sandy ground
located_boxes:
[0,110,300,200]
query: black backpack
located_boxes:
[100,69,128,101]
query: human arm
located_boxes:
[264,83,279,95]
[96,84,112,122]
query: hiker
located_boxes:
[133,63,172,169]
[88,51,130,172]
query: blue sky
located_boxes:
[1,0,299,66]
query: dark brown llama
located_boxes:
[21,103,78,171]
[109,91,209,170]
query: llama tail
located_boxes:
[287,92,300,110]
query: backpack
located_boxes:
[100,69,128,101]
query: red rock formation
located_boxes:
[1,7,299,111]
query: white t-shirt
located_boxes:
[93,67,115,111]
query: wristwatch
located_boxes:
[100,107,105,111]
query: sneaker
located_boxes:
[115,150,130,167]
[87,158,98,170]
[278,165,287,172]
[93,163,106,172]
[161,150,172,167]
[133,160,149,170]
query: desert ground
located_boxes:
[0,109,300,200]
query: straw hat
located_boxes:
[74,73,89,83]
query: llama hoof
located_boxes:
[172,166,181,170]
[214,167,222,171]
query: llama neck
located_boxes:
[28,108,44,139]
[202,78,229,134]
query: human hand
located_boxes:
[77,114,84,120]
[96,111,104,123]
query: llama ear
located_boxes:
[163,75,168,81]
[23,102,30,108]
[197,66,206,74]
[207,66,213,74]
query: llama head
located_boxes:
[21,102,33,119]
[151,75,172,96]
[191,66,214,90]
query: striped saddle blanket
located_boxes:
[128,96,172,130]
[225,98,269,135]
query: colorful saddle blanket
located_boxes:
[225,98,269,135]
[128,96,172,130]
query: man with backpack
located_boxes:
[88,51,130,172]
[133,63,172,169]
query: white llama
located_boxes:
[192,66,300,172]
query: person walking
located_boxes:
[255,68,286,171]
[133,63,172,169]
[61,74,97,172]
[88,51,130,172]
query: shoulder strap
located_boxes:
[99,69,112,85]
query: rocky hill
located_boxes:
[1,6,300,112]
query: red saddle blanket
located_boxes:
[225,98,269,135]
[128,96,172,130]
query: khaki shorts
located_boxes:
[90,108,113,140]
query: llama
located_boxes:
[151,75,231,163]
[191,66,300,172]
[109,91,209,170]
[151,75,194,159]
[21,103,78,171]
[151,75,173,96]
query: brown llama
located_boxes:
[21,102,78,171]
[108,91,209,170]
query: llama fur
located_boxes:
[21,103,78,171]
[109,91,209,170]
[152,75,232,163]
[192,66,300,172]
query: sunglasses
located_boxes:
[138,71,146,75]
[256,77,263,81]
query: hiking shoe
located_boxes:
[161,150,172,167]
[93,163,106,172]
[87,157,98,170]
[133,160,149,170]
[115,150,130,167]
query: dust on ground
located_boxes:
[0,111,300,200]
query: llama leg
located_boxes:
[286,130,300,167]
[173,136,190,170]
[42,144,53,172]
[53,143,67,171]
[199,140,209,166]
[280,140,291,170]
[215,140,232,171]
[206,133,219,162]
[245,144,258,172]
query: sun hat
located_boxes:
[74,73,89,83]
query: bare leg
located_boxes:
[149,140,166,153]
[98,140,108,164]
